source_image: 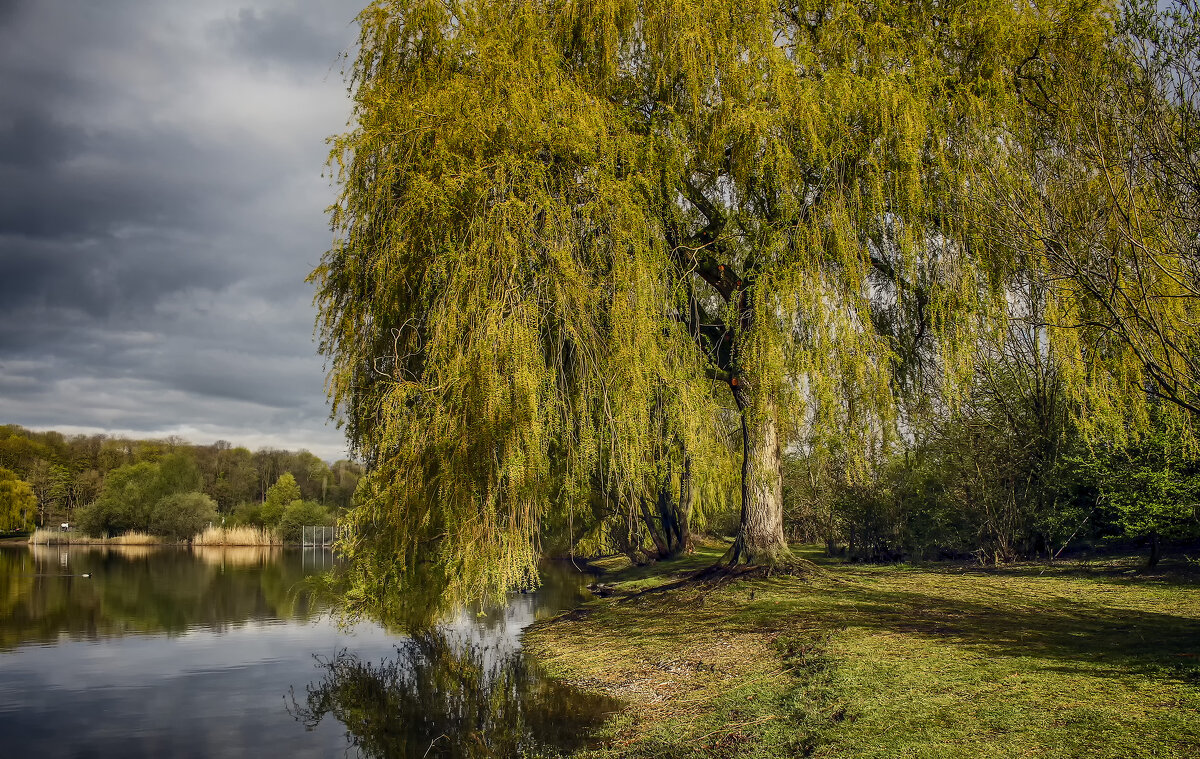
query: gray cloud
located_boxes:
[0,0,362,460]
[0,0,28,28]
[209,6,355,72]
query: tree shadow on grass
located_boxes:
[733,578,1200,685]
[577,568,1200,687]
[888,553,1200,587]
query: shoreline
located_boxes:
[17,537,320,548]
[22,525,308,548]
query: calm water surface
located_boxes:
[0,545,617,758]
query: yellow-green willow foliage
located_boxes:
[314,1,729,614]
[982,0,1200,444]
[313,0,1116,608]
[0,468,36,533]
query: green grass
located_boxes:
[523,546,1200,758]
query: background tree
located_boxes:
[987,0,1200,432]
[0,424,358,535]
[0,468,37,533]
[210,446,259,512]
[262,473,302,526]
[79,454,209,537]
[77,461,165,536]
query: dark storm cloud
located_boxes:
[0,110,76,169]
[0,0,364,459]
[210,6,355,72]
[0,0,26,26]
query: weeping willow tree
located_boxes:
[985,0,1200,438]
[313,0,1130,611]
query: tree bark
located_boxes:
[728,381,790,565]
[678,453,694,552]
[638,459,694,560]
[639,496,671,558]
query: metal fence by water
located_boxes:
[300,525,340,547]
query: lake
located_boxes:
[0,544,618,758]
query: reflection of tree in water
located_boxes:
[291,631,619,758]
[0,546,331,649]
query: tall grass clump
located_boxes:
[28,529,161,545]
[192,525,281,546]
[108,531,161,545]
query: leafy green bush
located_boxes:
[1067,416,1200,566]
[229,501,265,527]
[150,492,218,541]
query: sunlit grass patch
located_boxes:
[584,541,731,593]
[524,548,1200,758]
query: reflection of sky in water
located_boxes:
[1,620,400,759]
[440,597,538,674]
[0,547,601,759]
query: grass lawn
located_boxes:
[523,544,1200,758]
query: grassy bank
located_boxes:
[523,544,1200,758]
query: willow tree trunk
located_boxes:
[678,453,694,553]
[638,459,694,559]
[729,381,790,565]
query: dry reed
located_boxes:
[28,529,162,546]
[191,525,281,546]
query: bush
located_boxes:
[150,492,218,541]
[80,454,205,537]
[229,501,265,527]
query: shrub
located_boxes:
[150,492,218,541]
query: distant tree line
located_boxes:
[0,425,362,539]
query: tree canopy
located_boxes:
[314,0,1197,610]
[0,468,36,533]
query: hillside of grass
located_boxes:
[524,545,1200,758]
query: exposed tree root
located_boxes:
[614,555,822,604]
[719,534,821,576]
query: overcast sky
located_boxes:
[0,0,366,460]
